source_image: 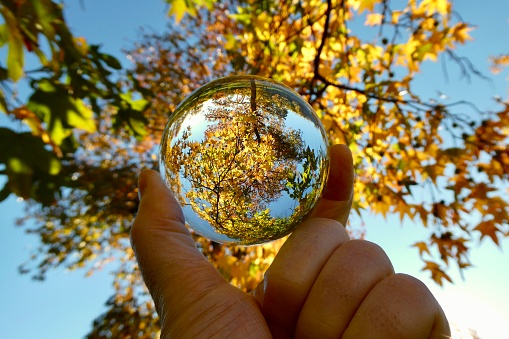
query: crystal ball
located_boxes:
[159,75,329,245]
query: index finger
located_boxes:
[130,170,226,327]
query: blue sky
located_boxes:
[1,1,509,338]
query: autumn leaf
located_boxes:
[422,261,453,286]
[451,22,474,44]
[412,241,431,257]
[167,0,189,22]
[421,0,448,15]
[166,0,204,23]
[358,0,379,13]
[365,13,383,26]
[490,54,509,74]
[474,220,501,245]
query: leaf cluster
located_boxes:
[0,0,149,204]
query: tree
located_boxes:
[160,77,328,244]
[1,0,508,336]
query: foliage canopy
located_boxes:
[1,0,508,336]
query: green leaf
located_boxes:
[115,108,148,139]
[128,111,149,137]
[101,53,122,70]
[0,128,62,201]
[0,24,8,47]
[120,92,149,111]
[0,184,10,202]
[0,66,7,80]
[115,92,149,138]
[0,128,61,174]
[2,9,25,81]
[0,89,8,113]
[228,13,252,25]
[32,0,58,41]
[27,79,96,145]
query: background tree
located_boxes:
[1,0,508,336]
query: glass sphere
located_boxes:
[159,75,329,245]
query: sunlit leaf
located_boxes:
[167,0,191,23]
[27,79,96,145]
[358,0,379,13]
[0,88,8,112]
[2,9,24,81]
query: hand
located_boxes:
[131,144,450,338]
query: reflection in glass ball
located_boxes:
[159,75,329,245]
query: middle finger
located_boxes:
[295,240,395,338]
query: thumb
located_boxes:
[131,170,225,324]
[308,144,354,226]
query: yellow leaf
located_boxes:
[301,45,316,62]
[451,23,474,44]
[490,54,509,74]
[391,10,401,24]
[372,196,391,219]
[168,0,195,23]
[74,37,88,56]
[365,13,383,26]
[435,0,448,14]
[421,0,449,15]
[358,0,379,13]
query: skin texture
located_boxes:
[131,144,451,338]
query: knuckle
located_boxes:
[343,239,391,264]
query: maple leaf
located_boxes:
[422,261,452,286]
[412,241,431,257]
[365,13,383,26]
[167,0,197,23]
[371,196,391,219]
[358,0,379,13]
[451,22,474,44]
[474,220,501,246]
[421,0,449,15]
[490,54,509,74]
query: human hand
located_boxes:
[131,144,450,338]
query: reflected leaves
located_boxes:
[160,76,329,245]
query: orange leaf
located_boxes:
[451,23,474,44]
[422,261,452,286]
[474,220,501,246]
[412,241,430,257]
